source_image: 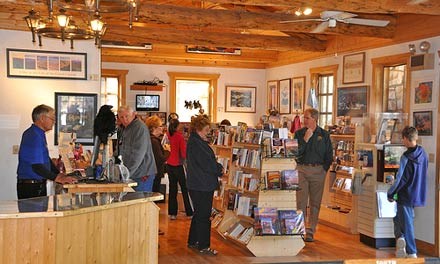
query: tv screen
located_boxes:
[136,94,160,111]
[383,144,407,169]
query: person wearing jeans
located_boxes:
[166,118,193,219]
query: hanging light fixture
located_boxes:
[24,0,139,49]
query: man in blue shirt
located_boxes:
[17,104,77,199]
[388,126,428,259]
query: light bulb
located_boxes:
[419,41,431,53]
[294,10,302,16]
[303,7,312,15]
[408,44,416,55]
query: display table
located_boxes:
[0,192,163,264]
[63,180,138,194]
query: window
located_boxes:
[383,64,406,112]
[318,75,334,127]
[101,77,119,110]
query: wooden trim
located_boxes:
[101,69,129,106]
[130,84,163,91]
[416,238,436,257]
[167,72,220,122]
[437,74,440,257]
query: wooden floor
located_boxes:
[156,202,427,264]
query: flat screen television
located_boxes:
[136,94,160,111]
[383,144,407,169]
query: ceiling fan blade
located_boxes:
[407,0,429,4]
[279,18,323,24]
[321,10,357,20]
[311,22,329,33]
[344,18,390,27]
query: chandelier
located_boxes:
[24,0,140,49]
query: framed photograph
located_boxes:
[54,92,97,145]
[414,80,433,105]
[225,85,256,113]
[279,79,291,114]
[7,48,87,80]
[148,111,167,126]
[413,111,433,136]
[267,80,279,110]
[343,52,365,84]
[337,86,369,117]
[292,76,305,113]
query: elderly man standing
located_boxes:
[294,108,333,242]
[117,105,157,192]
[17,104,78,199]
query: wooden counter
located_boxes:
[0,192,163,264]
[63,181,138,194]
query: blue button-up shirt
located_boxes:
[17,124,51,180]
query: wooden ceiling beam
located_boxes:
[103,26,326,51]
[206,0,440,16]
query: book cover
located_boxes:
[254,207,279,235]
[261,217,276,235]
[266,171,281,190]
[271,138,284,157]
[284,138,298,157]
[281,169,299,190]
[278,210,305,235]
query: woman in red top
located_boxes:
[166,118,193,219]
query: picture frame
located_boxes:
[292,76,305,113]
[279,78,291,114]
[54,92,97,145]
[267,80,279,111]
[343,52,365,84]
[413,111,433,136]
[148,111,167,126]
[336,86,369,117]
[413,80,433,106]
[377,118,398,144]
[7,48,87,80]
[225,85,256,113]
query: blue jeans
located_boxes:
[133,175,155,192]
[394,204,416,255]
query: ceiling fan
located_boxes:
[280,11,390,33]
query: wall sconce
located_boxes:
[409,41,431,55]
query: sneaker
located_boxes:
[396,237,406,258]
[170,215,177,220]
[407,253,417,258]
[199,247,218,256]
[304,233,314,242]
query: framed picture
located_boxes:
[279,79,291,114]
[54,92,97,145]
[413,111,433,136]
[292,76,305,113]
[7,48,87,80]
[414,80,433,105]
[267,80,279,111]
[377,118,398,144]
[225,85,256,113]
[336,86,369,117]
[148,111,167,126]
[343,52,365,84]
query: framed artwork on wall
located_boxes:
[342,52,365,84]
[336,86,369,117]
[413,80,433,107]
[267,80,279,111]
[225,85,256,113]
[54,92,97,145]
[7,48,87,80]
[413,111,433,136]
[279,78,291,114]
[292,76,305,113]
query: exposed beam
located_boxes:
[103,26,327,51]
[206,0,440,16]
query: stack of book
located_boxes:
[263,170,299,190]
[254,207,305,235]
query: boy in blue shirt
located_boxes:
[387,126,428,258]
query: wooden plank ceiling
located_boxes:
[1,0,440,68]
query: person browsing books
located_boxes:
[387,126,428,259]
[294,108,333,242]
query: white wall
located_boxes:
[0,29,101,200]
[266,36,440,244]
[102,62,266,125]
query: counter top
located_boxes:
[0,192,163,219]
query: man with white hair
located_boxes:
[117,105,157,192]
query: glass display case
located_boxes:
[360,112,408,144]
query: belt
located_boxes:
[299,163,322,167]
[17,179,46,184]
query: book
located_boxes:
[284,138,298,157]
[278,210,305,235]
[271,138,284,157]
[261,217,276,235]
[280,169,299,190]
[266,171,281,190]
[254,207,279,235]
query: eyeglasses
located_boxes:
[45,115,55,122]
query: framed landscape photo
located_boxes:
[292,76,305,113]
[343,52,365,84]
[225,85,256,113]
[413,111,433,136]
[337,86,369,117]
[267,80,279,111]
[7,48,87,80]
[54,92,97,145]
[279,78,291,114]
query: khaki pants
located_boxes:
[296,165,326,236]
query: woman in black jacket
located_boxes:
[186,115,223,255]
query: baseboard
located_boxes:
[416,238,436,256]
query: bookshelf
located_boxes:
[215,141,304,257]
[319,134,358,234]
[211,144,233,212]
